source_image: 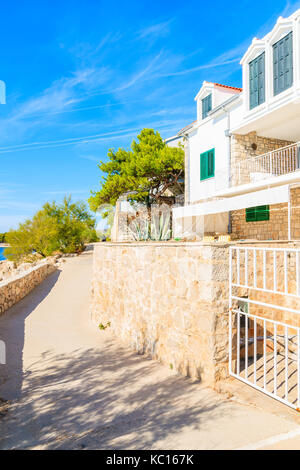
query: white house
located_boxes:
[173,9,300,241]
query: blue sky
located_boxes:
[0,0,299,232]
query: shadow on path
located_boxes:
[0,269,61,400]
[0,339,228,450]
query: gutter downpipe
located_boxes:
[223,104,232,234]
[183,132,190,206]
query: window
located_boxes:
[200,149,215,181]
[246,205,269,222]
[202,94,212,119]
[273,32,293,96]
[249,52,265,110]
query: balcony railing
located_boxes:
[232,142,300,187]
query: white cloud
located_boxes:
[280,0,300,18]
[137,19,173,40]
[115,51,164,92]
[79,155,99,162]
[14,67,110,119]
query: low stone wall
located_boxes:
[0,262,57,315]
[91,242,230,386]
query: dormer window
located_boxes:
[249,52,265,110]
[202,94,212,119]
[273,31,293,96]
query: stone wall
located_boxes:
[231,132,293,186]
[0,262,57,315]
[231,186,300,241]
[231,202,288,240]
[91,242,230,385]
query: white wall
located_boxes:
[188,100,242,203]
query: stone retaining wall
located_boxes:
[0,262,57,315]
[91,242,230,386]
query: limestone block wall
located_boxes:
[0,262,57,315]
[231,202,288,240]
[231,186,300,241]
[91,242,230,385]
[231,132,293,186]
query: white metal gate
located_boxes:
[229,245,300,410]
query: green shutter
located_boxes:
[246,207,256,222]
[258,53,265,104]
[256,205,269,221]
[274,41,279,95]
[249,53,265,109]
[202,94,212,119]
[273,32,293,96]
[249,60,256,109]
[200,153,207,180]
[285,31,293,89]
[246,205,269,222]
[200,149,215,181]
[207,149,215,177]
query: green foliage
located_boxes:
[0,233,7,243]
[88,128,184,212]
[5,196,98,262]
[96,204,115,240]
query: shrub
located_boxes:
[0,233,7,243]
[5,196,98,262]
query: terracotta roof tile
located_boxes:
[213,83,243,92]
[178,120,197,134]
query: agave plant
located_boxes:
[128,220,150,241]
[150,213,171,241]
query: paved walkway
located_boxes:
[0,247,300,450]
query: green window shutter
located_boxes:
[249,53,265,109]
[258,53,265,105]
[200,149,215,181]
[246,205,269,222]
[274,42,279,95]
[249,52,265,109]
[256,205,270,221]
[246,207,256,222]
[249,61,256,109]
[200,153,207,180]
[285,31,293,89]
[273,32,293,95]
[202,94,212,119]
[207,149,215,178]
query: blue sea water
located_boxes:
[0,247,6,261]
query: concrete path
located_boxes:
[0,247,300,450]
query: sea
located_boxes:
[0,247,6,261]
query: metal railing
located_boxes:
[229,245,300,410]
[232,142,300,187]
